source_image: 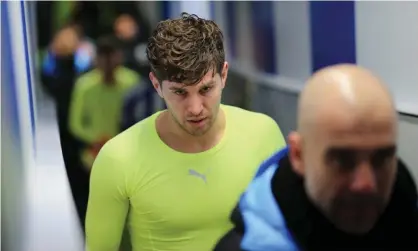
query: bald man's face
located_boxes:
[290,107,398,234]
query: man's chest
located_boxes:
[129,152,264,231]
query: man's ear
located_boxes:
[149,72,163,98]
[220,61,228,89]
[288,131,305,177]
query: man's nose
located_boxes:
[350,161,377,193]
[186,95,203,116]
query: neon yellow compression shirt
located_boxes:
[85,105,286,251]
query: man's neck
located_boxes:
[103,74,115,85]
[157,109,226,153]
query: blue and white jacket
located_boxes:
[214,147,418,251]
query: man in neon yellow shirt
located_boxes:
[68,36,140,233]
[69,35,140,170]
[85,13,286,251]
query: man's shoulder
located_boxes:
[116,66,141,82]
[224,105,277,127]
[223,105,284,149]
[76,68,100,82]
[105,113,158,156]
[74,69,101,90]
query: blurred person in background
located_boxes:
[113,13,151,77]
[214,64,418,251]
[70,1,150,41]
[85,13,286,251]
[115,13,156,131]
[37,0,150,235]
[37,1,150,43]
[68,35,140,230]
[36,1,79,52]
[120,79,155,131]
[40,24,95,233]
[37,1,151,74]
[70,1,152,76]
[41,25,95,117]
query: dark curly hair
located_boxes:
[146,12,225,85]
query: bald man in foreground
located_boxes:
[213,64,418,250]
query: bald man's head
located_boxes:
[297,64,397,137]
[288,64,399,235]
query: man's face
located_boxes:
[114,14,138,41]
[299,110,398,234]
[152,63,228,136]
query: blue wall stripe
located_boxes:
[20,0,36,146]
[309,1,357,72]
[162,1,171,19]
[2,2,22,142]
[250,1,277,74]
[225,1,237,59]
[209,1,215,20]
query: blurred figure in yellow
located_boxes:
[68,37,140,233]
[68,36,139,233]
[69,35,140,171]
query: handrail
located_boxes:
[229,60,306,95]
[229,60,418,120]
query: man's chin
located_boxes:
[335,221,375,235]
[183,120,211,136]
[184,123,212,136]
[186,127,210,137]
[333,212,379,235]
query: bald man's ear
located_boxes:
[288,131,305,177]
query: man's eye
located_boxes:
[201,86,212,93]
[174,90,186,95]
[328,153,356,171]
[333,158,356,171]
[371,151,395,169]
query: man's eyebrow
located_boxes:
[167,79,215,90]
[202,79,215,86]
[168,85,185,91]
[374,145,397,154]
[327,145,397,155]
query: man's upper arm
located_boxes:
[85,142,130,251]
[68,78,96,143]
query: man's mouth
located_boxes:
[190,118,205,122]
[188,118,206,124]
